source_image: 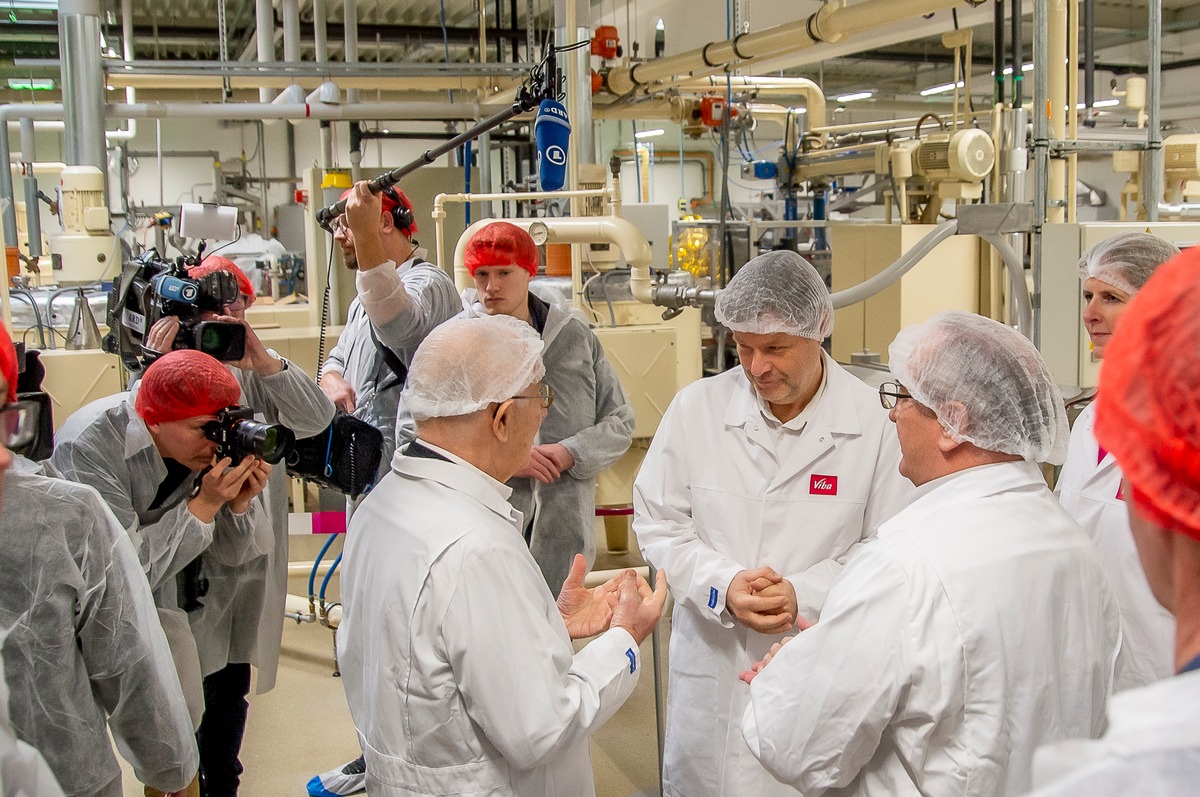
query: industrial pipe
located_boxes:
[19,119,42,261]
[605,0,964,96]
[256,0,274,104]
[58,0,106,174]
[830,220,958,310]
[671,76,827,134]
[1145,0,1163,221]
[981,233,1034,338]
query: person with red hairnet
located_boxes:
[1054,232,1181,691]
[1028,248,1200,795]
[0,325,197,797]
[144,255,335,796]
[458,221,635,590]
[52,350,273,792]
[317,182,459,476]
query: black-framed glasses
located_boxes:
[511,383,554,410]
[330,216,351,234]
[878,381,914,410]
[0,401,39,449]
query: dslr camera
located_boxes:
[203,405,296,466]
[103,249,247,371]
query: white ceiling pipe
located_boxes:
[107,0,137,142]
[606,0,964,96]
[313,0,329,63]
[671,75,827,138]
[283,0,301,63]
[111,101,483,121]
[256,0,275,103]
[344,0,359,106]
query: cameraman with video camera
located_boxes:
[137,255,335,797]
[318,183,460,475]
[52,349,274,795]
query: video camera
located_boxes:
[203,405,296,466]
[103,249,248,371]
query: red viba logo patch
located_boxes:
[810,474,838,495]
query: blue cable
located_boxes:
[439,0,454,104]
[320,552,343,605]
[309,533,338,599]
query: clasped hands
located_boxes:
[556,554,668,645]
[727,566,813,684]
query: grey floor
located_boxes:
[117,527,667,797]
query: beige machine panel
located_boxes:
[830,223,980,363]
[595,325,679,440]
[38,349,124,431]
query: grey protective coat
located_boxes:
[0,461,197,797]
[188,354,335,692]
[462,297,635,589]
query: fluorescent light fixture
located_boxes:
[5,0,58,9]
[996,63,1036,76]
[656,18,665,30]
[1077,99,1121,109]
[920,80,964,96]
[635,128,665,139]
[836,91,874,103]
[7,78,54,91]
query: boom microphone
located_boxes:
[535,98,571,191]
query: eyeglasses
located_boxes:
[510,383,554,410]
[0,401,39,449]
[878,381,914,410]
[330,216,351,234]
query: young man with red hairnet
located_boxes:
[1029,247,1200,795]
[318,182,460,473]
[0,324,197,797]
[138,255,335,796]
[52,349,273,795]
[459,221,635,590]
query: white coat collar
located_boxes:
[879,460,1045,540]
[390,439,520,529]
[1102,669,1200,750]
[722,351,864,438]
[122,385,161,462]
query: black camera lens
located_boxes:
[233,420,296,464]
[193,321,247,362]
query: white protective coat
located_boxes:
[1029,670,1200,796]
[337,445,641,796]
[0,463,196,797]
[0,627,64,797]
[743,461,1123,797]
[1056,401,1174,690]
[51,390,270,727]
[634,357,912,797]
[319,256,461,471]
[187,354,335,692]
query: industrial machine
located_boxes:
[47,166,116,285]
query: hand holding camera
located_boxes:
[188,455,262,523]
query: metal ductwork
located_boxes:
[58,0,106,173]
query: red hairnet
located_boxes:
[135,350,241,426]
[190,256,255,307]
[1095,246,1200,540]
[0,325,17,402]
[464,222,539,277]
[339,186,418,236]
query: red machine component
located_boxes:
[699,95,736,127]
[591,25,620,59]
[591,69,603,95]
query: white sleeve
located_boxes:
[634,395,743,626]
[743,551,914,794]
[442,542,640,771]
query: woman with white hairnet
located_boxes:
[635,251,910,797]
[1056,232,1181,690]
[741,311,1121,797]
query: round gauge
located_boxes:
[526,220,550,245]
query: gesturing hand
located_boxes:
[557,554,621,639]
[611,568,669,646]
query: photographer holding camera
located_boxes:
[51,350,273,789]
[318,183,460,476]
[138,256,335,797]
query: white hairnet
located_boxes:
[888,311,1069,464]
[403,315,546,421]
[1076,231,1180,295]
[714,251,834,340]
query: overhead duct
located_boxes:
[58,0,106,174]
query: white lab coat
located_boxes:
[187,354,335,693]
[1027,669,1200,796]
[337,443,642,796]
[1056,400,1174,689]
[743,461,1123,797]
[0,629,65,797]
[634,357,912,797]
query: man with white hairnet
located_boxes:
[1056,232,1180,691]
[336,314,668,796]
[634,251,911,797]
[741,311,1122,796]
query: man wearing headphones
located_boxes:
[318,181,461,474]
[311,185,459,797]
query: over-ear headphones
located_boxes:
[382,186,415,234]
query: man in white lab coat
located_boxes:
[742,311,1123,797]
[1030,246,1200,796]
[634,251,911,797]
[337,315,667,797]
[1055,232,1180,690]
